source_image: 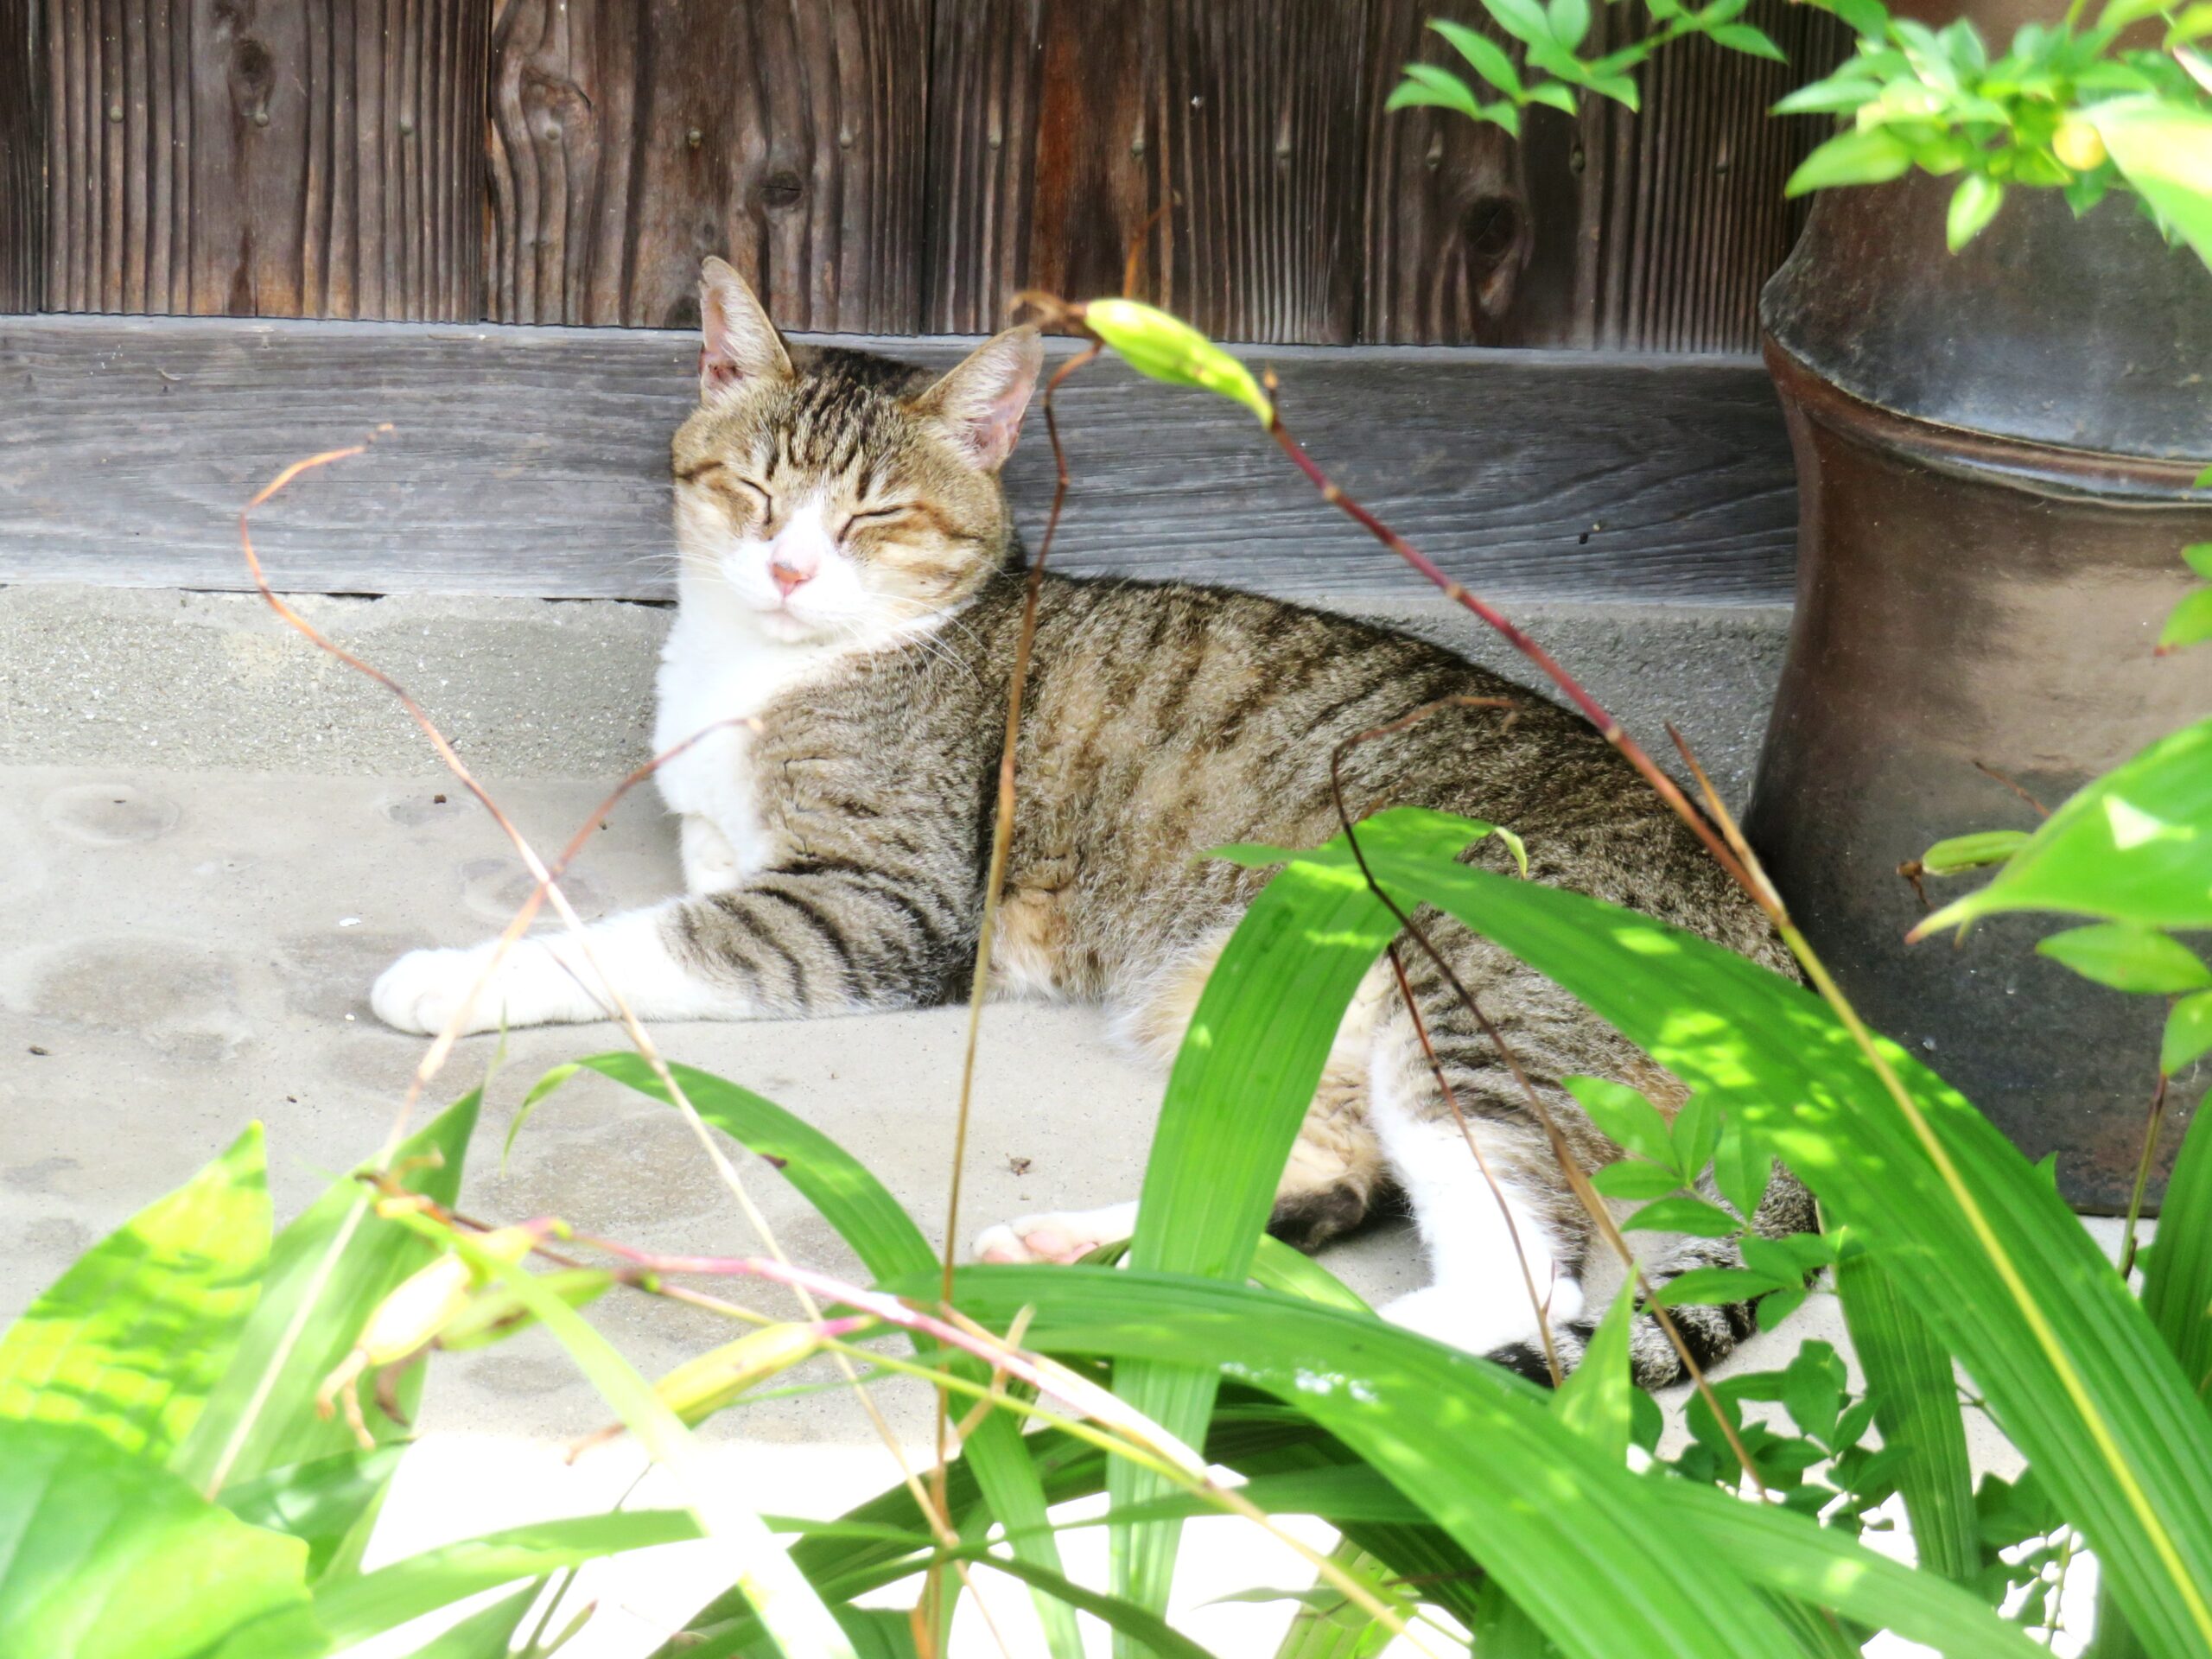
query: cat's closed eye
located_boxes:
[842,505,913,536]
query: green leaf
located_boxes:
[1590,1159,1685,1199]
[442,1228,857,1659]
[1250,1237,1373,1313]
[1563,1075,1674,1162]
[409,1585,542,1659]
[1484,0,1559,50]
[1708,22,1787,60]
[2102,0,2176,29]
[1083,299,1274,426]
[1524,79,1582,114]
[171,1091,480,1498]
[1772,76,1884,115]
[1810,0,1891,35]
[215,1445,405,1581]
[2087,98,2212,270]
[1669,1092,1722,1182]
[1586,73,1642,110]
[0,1123,268,1463]
[2164,988,2212,1074]
[1389,63,1483,119]
[1712,1122,1774,1218]
[937,1268,2046,1659]
[1115,814,1492,1638]
[1548,0,1592,50]
[1337,810,2212,1656]
[1433,19,1524,96]
[0,1418,309,1659]
[1654,1267,1773,1306]
[2184,542,2212,579]
[2142,1103,2212,1406]
[571,1054,1083,1659]
[1552,1287,1636,1460]
[1919,830,2031,875]
[1916,715,2212,934]
[1946,175,2006,249]
[2035,922,2212,994]
[1835,1250,1978,1581]
[1623,1196,1742,1237]
[1785,128,1916,195]
[2160,588,2212,652]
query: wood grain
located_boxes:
[486,0,931,334]
[0,0,38,312]
[0,315,1798,604]
[1362,0,1845,349]
[925,0,1369,343]
[40,0,487,319]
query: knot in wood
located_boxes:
[760,170,804,210]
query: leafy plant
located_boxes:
[1387,0,2212,264]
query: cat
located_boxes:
[372,256,1815,1384]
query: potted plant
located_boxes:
[1391,0,2212,1205]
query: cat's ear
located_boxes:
[909,327,1044,470]
[698,257,792,401]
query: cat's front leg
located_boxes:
[371,904,752,1035]
[372,861,962,1035]
[680,815,745,894]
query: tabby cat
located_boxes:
[372,257,1813,1382]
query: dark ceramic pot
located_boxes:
[1743,173,2212,1211]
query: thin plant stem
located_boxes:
[926,340,1101,1642]
[2119,1072,2171,1281]
[1387,940,1563,1387]
[238,444,990,1638]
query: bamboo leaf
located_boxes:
[2164,989,2212,1074]
[572,1054,1084,1659]
[214,1444,405,1582]
[0,1417,310,1659]
[1342,809,2212,1655]
[1834,1250,1978,1582]
[171,1092,480,1499]
[1919,830,2031,875]
[0,1123,268,1463]
[2036,922,2212,994]
[1917,715,2212,935]
[2141,1104,2212,1409]
[1622,1196,1742,1238]
[2087,98,2212,268]
[936,1267,2046,1659]
[1562,1075,1673,1163]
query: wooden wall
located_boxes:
[6,0,1843,349]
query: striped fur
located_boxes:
[372,260,1817,1384]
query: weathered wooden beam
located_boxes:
[0,0,37,312]
[0,314,1797,603]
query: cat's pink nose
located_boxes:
[769,561,813,597]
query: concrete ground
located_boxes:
[0,586,2113,1655]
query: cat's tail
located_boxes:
[1485,1166,1819,1389]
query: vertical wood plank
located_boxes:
[1362,0,1843,349]
[0,0,39,310]
[39,0,486,320]
[486,0,931,333]
[1156,0,1367,344]
[925,0,1368,344]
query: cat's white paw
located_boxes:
[974,1201,1141,1265]
[1381,1276,1584,1357]
[681,817,745,895]
[372,944,504,1036]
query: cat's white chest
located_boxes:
[652,612,831,879]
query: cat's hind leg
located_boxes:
[974,939,1392,1263]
